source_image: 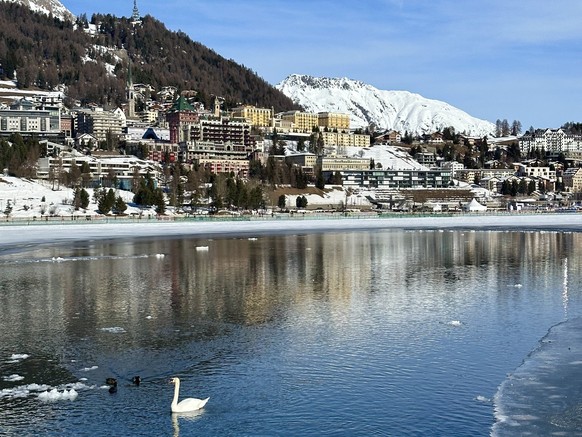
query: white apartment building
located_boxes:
[519,129,582,155]
[0,98,61,135]
[76,107,126,142]
[515,164,556,180]
[37,151,161,190]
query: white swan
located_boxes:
[170,377,209,413]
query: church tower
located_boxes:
[131,0,141,25]
[127,62,136,119]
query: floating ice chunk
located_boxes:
[1,386,31,399]
[38,388,78,402]
[3,374,24,382]
[38,389,58,402]
[9,354,29,360]
[514,284,523,288]
[195,246,209,251]
[155,253,165,258]
[26,383,51,392]
[475,395,491,403]
[448,320,463,327]
[62,388,78,400]
[248,237,257,241]
[100,327,126,333]
[80,365,98,372]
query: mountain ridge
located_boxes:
[0,0,73,21]
[0,2,296,111]
[277,74,495,137]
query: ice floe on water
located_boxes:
[99,327,126,333]
[2,374,24,382]
[448,320,463,327]
[80,365,98,372]
[492,317,582,436]
[475,395,491,404]
[38,388,78,402]
[10,353,30,360]
[195,246,209,251]
[6,353,30,363]
[0,384,47,400]
[0,382,91,401]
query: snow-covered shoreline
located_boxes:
[1,213,581,248]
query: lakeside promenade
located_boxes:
[1,212,581,248]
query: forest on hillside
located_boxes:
[0,3,297,110]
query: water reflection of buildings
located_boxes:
[163,233,374,326]
[59,231,582,332]
[6,230,581,356]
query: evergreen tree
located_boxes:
[315,133,325,156]
[113,196,127,215]
[511,120,522,136]
[528,180,536,195]
[3,200,12,217]
[277,194,286,209]
[295,196,302,209]
[73,187,90,210]
[501,119,510,136]
[315,167,325,190]
[248,186,265,209]
[154,188,165,214]
[133,172,156,206]
[510,180,518,197]
[97,188,116,214]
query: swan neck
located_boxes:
[172,379,180,407]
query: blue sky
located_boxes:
[63,0,582,129]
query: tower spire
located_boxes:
[131,0,141,23]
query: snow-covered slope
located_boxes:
[0,0,74,22]
[277,74,495,137]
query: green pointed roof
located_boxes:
[170,96,196,112]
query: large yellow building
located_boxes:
[321,131,370,147]
[231,105,273,127]
[318,112,350,131]
[280,111,318,132]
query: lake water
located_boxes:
[1,228,582,436]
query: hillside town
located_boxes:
[1,3,582,218]
[2,72,582,217]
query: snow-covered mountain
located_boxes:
[0,0,74,22]
[277,74,495,137]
